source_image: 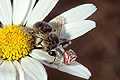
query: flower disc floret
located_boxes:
[0,25,34,61]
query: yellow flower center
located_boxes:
[0,25,34,61]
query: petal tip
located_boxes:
[86,70,92,79]
[87,20,96,29]
[86,3,97,9]
[85,3,97,14]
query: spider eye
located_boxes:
[48,51,56,57]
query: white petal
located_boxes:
[41,60,91,79]
[30,49,54,62]
[26,0,59,27]
[0,61,16,80]
[0,0,12,25]
[21,57,47,80]
[13,61,25,80]
[24,72,35,80]
[0,60,3,65]
[0,12,5,25]
[23,0,36,25]
[13,0,36,25]
[40,60,59,69]
[58,61,91,79]
[60,20,96,40]
[51,4,97,24]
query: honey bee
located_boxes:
[22,16,71,57]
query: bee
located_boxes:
[22,16,71,57]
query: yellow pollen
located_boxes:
[0,25,34,61]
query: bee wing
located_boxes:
[49,16,64,37]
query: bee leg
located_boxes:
[57,65,60,70]
[36,42,42,46]
[36,38,43,46]
[60,38,67,41]
[60,38,71,48]
[20,22,24,26]
[34,46,43,49]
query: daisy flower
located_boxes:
[0,0,97,80]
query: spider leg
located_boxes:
[49,57,56,64]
